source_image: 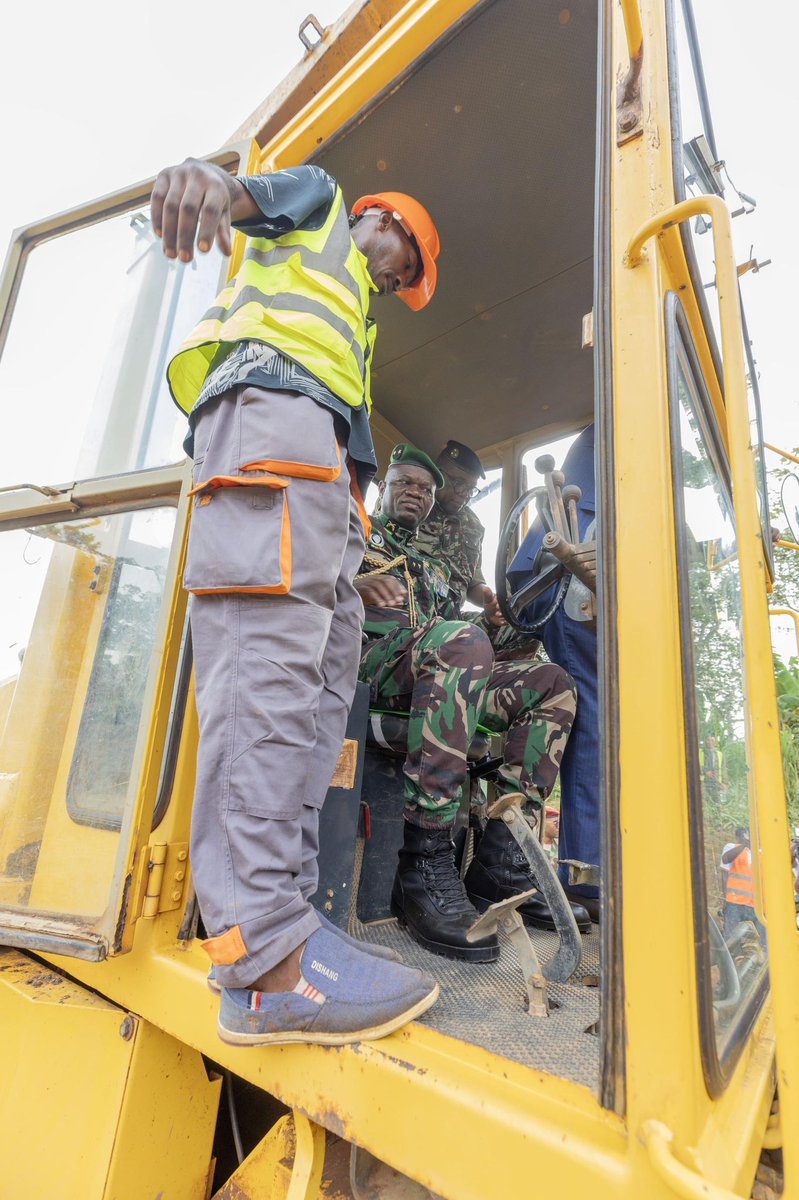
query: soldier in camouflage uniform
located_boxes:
[354,444,587,963]
[415,439,541,660]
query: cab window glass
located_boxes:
[0,505,176,919]
[0,210,224,488]
[467,466,503,607]
[521,433,580,547]
[667,296,768,1082]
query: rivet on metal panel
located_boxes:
[175,870,185,882]
[177,850,188,862]
[119,1016,135,1040]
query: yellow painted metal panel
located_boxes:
[104,1018,221,1200]
[0,948,221,1200]
[50,933,632,1200]
[260,0,484,171]
[0,948,134,1198]
[609,0,708,1146]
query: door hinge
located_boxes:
[140,842,189,919]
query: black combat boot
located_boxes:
[391,823,499,962]
[464,818,592,933]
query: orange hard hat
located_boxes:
[351,191,440,310]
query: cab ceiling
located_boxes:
[314,0,598,460]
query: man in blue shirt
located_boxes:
[508,426,599,922]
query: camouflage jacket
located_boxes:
[358,514,457,640]
[415,503,486,610]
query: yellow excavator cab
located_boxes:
[0,2,796,1198]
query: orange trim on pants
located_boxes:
[188,474,290,497]
[242,441,342,482]
[202,925,248,965]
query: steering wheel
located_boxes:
[495,486,568,633]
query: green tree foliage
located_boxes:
[768,449,799,832]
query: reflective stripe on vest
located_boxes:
[725,849,755,905]
[167,187,376,416]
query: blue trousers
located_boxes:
[541,612,599,899]
[723,901,766,945]
[509,426,599,898]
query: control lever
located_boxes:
[466,794,582,1008]
[535,459,597,595]
[562,483,582,544]
[535,455,568,539]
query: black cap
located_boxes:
[388,443,445,488]
[438,439,485,479]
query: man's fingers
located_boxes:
[150,169,171,240]
[374,580,406,605]
[214,212,233,257]
[197,185,231,256]
[356,577,406,607]
[158,169,191,259]
[175,178,206,263]
[150,159,234,261]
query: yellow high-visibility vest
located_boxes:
[167,187,377,416]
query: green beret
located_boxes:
[388,443,445,488]
[439,439,485,479]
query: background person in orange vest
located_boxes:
[721,827,765,942]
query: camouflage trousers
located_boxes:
[462,610,541,662]
[359,618,576,829]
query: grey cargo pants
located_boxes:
[186,386,365,989]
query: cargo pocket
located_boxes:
[184,474,292,594]
[238,388,343,482]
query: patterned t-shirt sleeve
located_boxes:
[233,165,338,237]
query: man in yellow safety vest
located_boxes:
[151,157,442,1048]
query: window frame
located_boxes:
[0,463,190,959]
[664,0,774,579]
[666,291,769,1097]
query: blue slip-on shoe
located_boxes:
[207,913,401,993]
[316,910,402,961]
[216,927,439,1047]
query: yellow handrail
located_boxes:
[643,1121,749,1200]
[627,194,799,1196]
[620,0,643,60]
[765,442,799,466]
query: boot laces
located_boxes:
[426,842,471,907]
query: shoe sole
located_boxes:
[216,982,440,1047]
[390,901,500,963]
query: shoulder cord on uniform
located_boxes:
[360,550,418,627]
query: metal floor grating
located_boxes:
[349,917,601,1090]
